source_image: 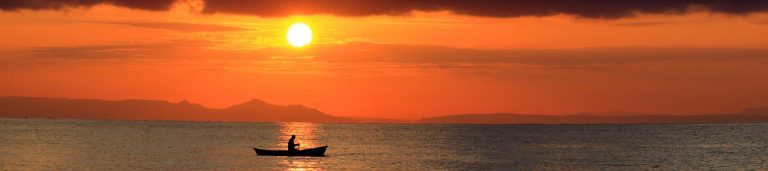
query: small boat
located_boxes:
[253,146,328,157]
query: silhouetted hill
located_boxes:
[739,107,768,116]
[0,96,373,123]
[220,99,348,122]
[4,96,768,124]
[335,116,408,124]
[419,110,768,124]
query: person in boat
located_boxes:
[288,135,300,151]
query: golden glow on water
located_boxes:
[277,122,320,150]
[280,159,321,171]
[276,122,323,170]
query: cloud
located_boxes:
[24,41,768,69]
[7,40,768,77]
[201,0,768,18]
[0,0,176,11]
[2,0,768,19]
[275,42,768,66]
[612,21,672,27]
[109,22,248,32]
[27,40,265,60]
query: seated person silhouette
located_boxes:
[288,135,300,151]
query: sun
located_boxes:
[287,23,312,47]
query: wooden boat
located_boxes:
[253,146,328,157]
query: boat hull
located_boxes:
[253,146,327,157]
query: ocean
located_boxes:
[1,118,767,170]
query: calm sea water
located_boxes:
[1,118,767,170]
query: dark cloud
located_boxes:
[200,0,768,18]
[0,0,175,11]
[2,0,768,19]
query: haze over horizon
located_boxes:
[2,0,768,120]
[1,96,767,125]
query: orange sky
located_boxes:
[2,1,768,119]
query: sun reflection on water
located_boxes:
[275,122,324,170]
[280,159,322,171]
[277,122,320,150]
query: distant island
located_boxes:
[1,96,768,124]
[0,96,400,123]
[419,109,768,124]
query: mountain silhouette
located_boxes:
[3,96,768,124]
[0,96,396,123]
[739,107,768,116]
[220,99,345,122]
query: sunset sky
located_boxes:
[2,1,768,119]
